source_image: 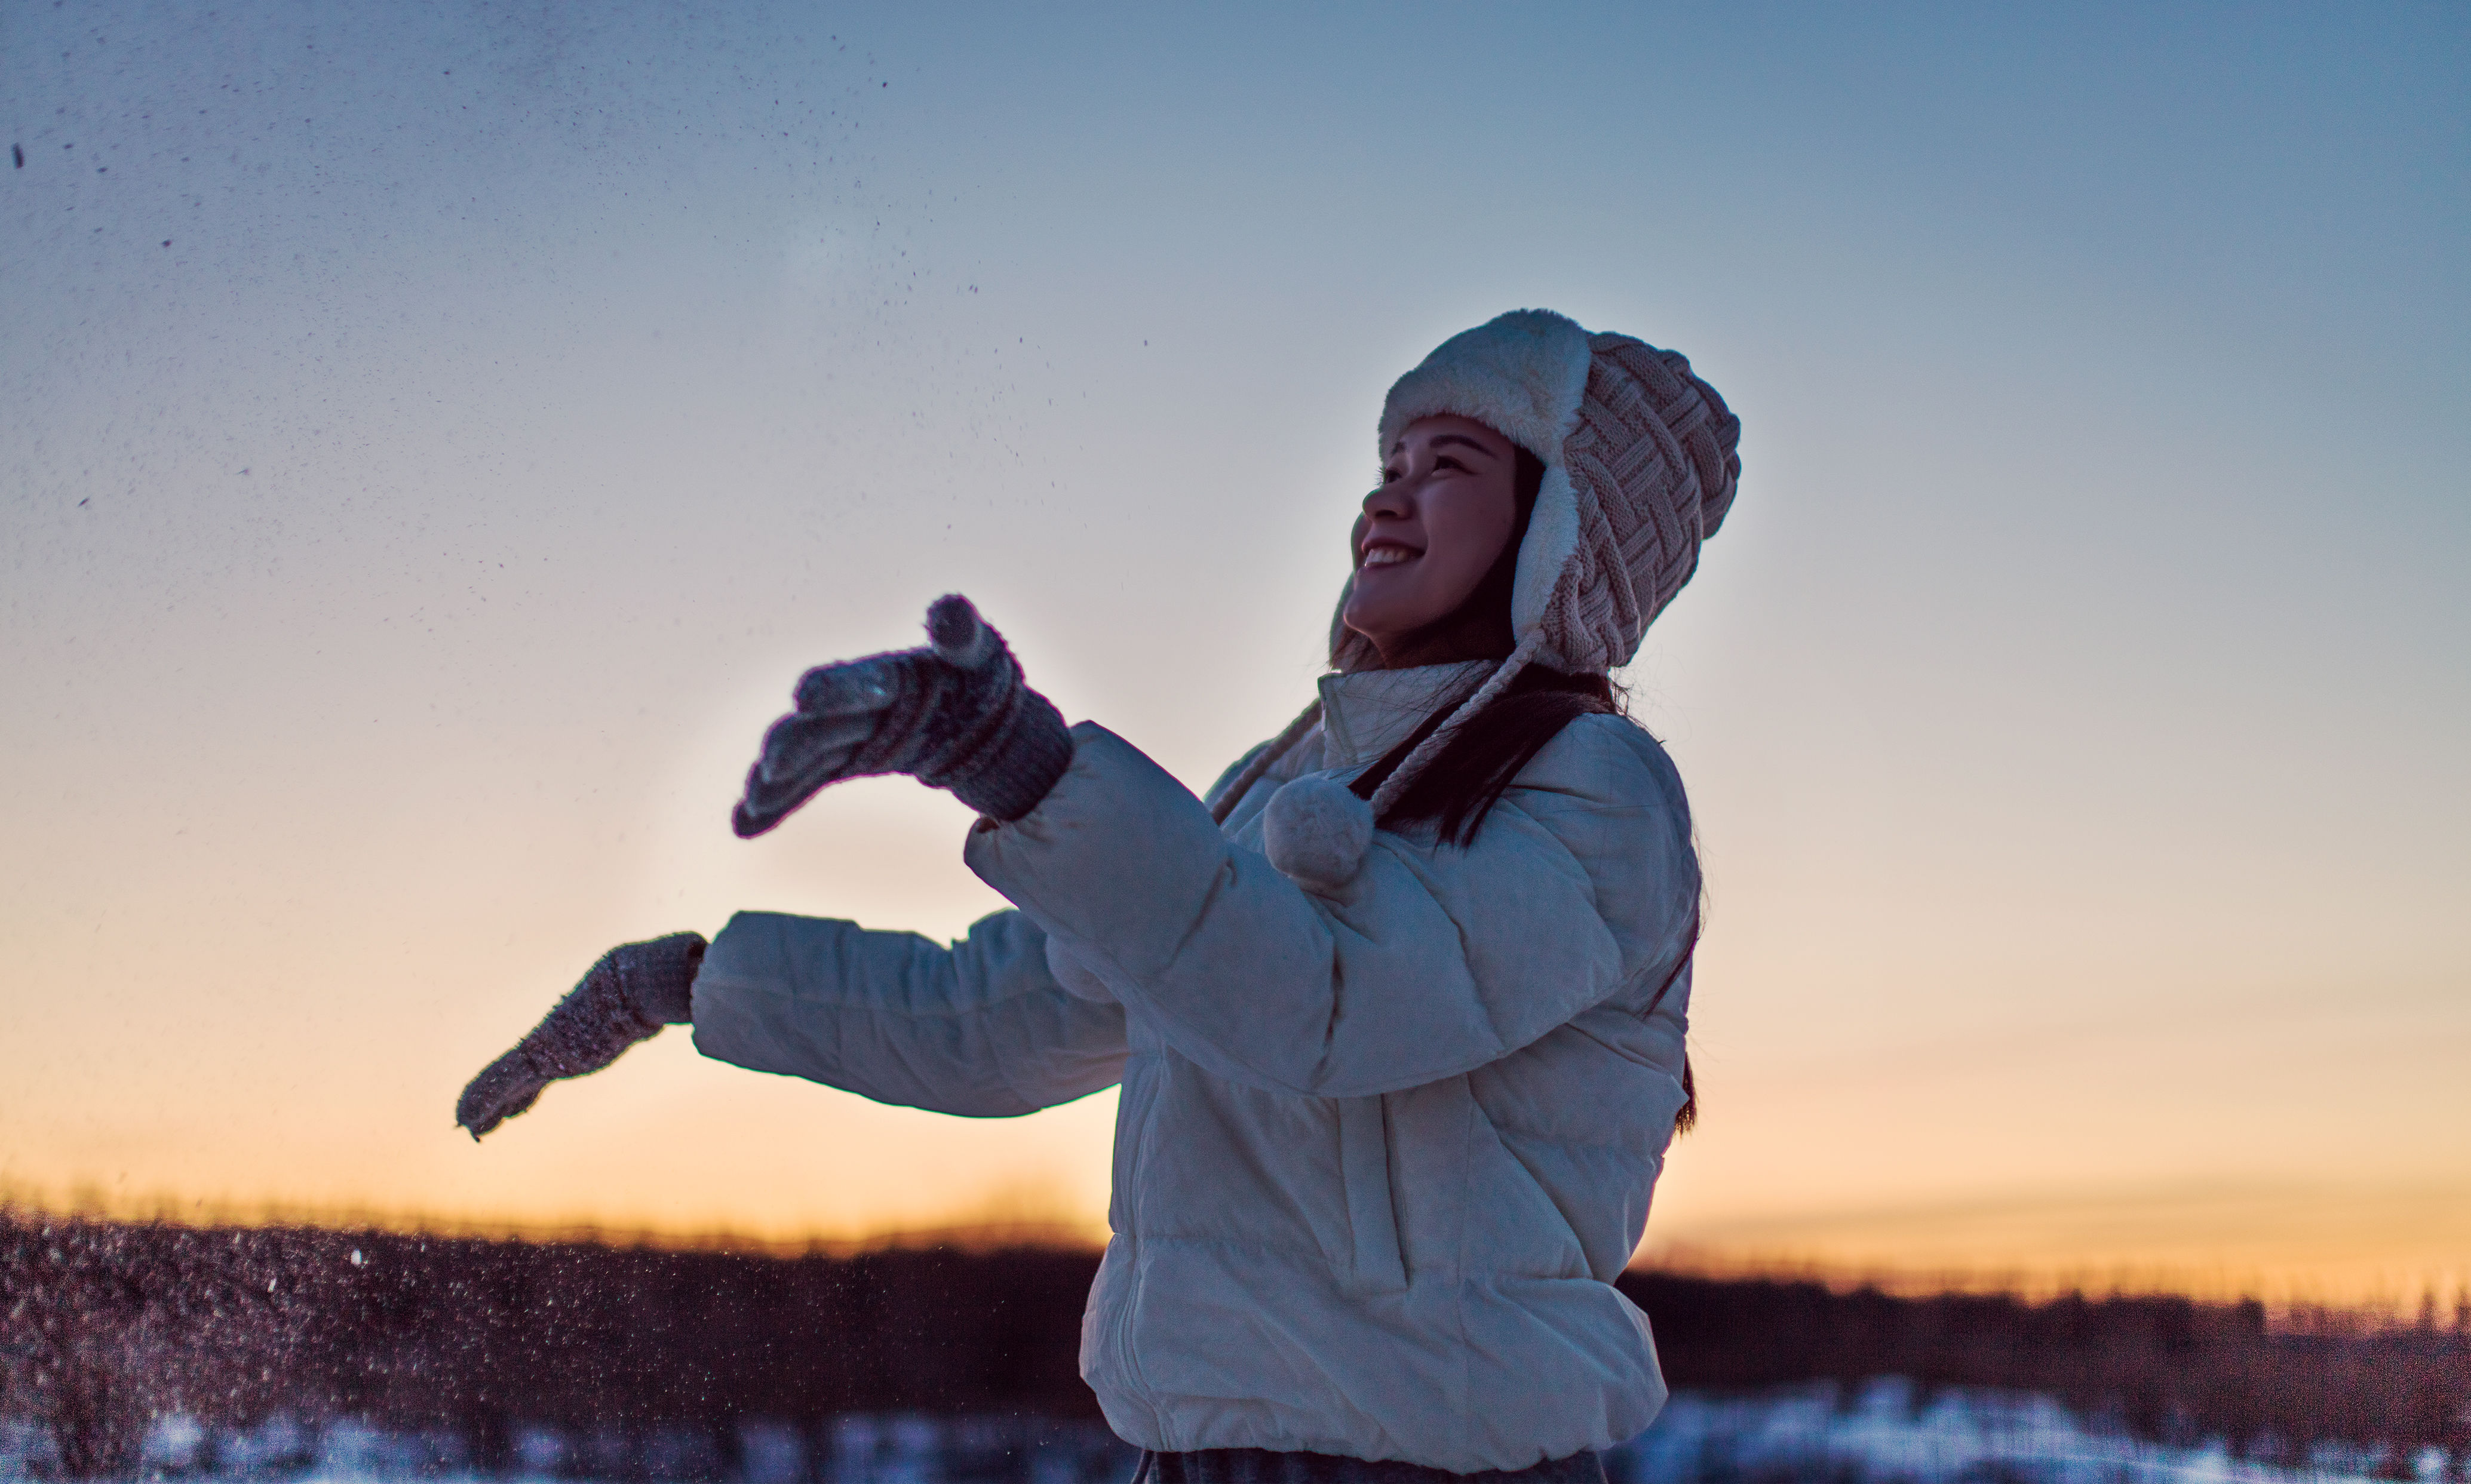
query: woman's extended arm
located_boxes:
[966,718,1695,1099]
[690,907,1127,1116]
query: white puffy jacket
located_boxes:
[690,662,1699,1472]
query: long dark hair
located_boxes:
[1347,665,1617,844]
[1330,445,1699,1133]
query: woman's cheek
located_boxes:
[1426,506,1501,604]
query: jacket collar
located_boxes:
[1312,660,1496,771]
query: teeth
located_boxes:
[1362,546,1414,567]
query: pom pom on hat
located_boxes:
[1262,775,1373,891]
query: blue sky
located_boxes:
[3,1,2465,1293]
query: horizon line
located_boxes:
[8,1183,2457,1321]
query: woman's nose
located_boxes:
[1362,475,1413,520]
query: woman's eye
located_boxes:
[1379,467,1401,484]
[1435,457,1466,473]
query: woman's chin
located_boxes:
[1339,604,1394,648]
[1344,576,1422,632]
[1340,611,1430,660]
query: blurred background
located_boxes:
[3,2,2465,1307]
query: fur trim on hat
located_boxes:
[1512,463,1582,647]
[1377,309,1593,471]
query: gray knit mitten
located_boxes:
[732,594,1071,838]
[455,931,706,1141]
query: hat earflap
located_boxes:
[1509,462,1582,661]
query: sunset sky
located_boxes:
[4,2,2465,1304]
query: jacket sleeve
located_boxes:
[687,907,1127,1117]
[964,721,1695,1099]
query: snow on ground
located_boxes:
[1606,1380,2438,1484]
[0,1381,2438,1484]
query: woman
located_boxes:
[457,308,1742,1481]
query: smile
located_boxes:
[1359,543,1421,569]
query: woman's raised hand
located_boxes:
[730,594,1072,837]
[455,932,705,1140]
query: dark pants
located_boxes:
[1137,1448,1608,1484]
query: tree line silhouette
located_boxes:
[2,1210,2463,1478]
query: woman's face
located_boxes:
[1342,414,1522,663]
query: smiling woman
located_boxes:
[1341,414,1539,667]
[458,308,1741,1480]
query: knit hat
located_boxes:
[1212,309,1741,836]
[1379,308,1740,672]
